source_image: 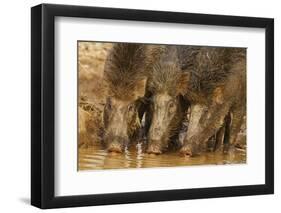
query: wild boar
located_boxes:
[145,45,190,154]
[103,43,150,153]
[178,47,246,156]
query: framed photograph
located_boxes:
[31,3,274,209]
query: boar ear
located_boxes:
[134,78,147,99]
[177,72,190,95]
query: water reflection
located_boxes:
[78,142,246,171]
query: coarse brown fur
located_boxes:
[178,47,245,103]
[148,47,189,96]
[104,43,149,101]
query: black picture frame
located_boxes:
[31,3,274,209]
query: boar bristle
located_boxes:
[182,47,246,95]
[104,43,148,100]
[148,46,182,96]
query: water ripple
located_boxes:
[78,143,246,170]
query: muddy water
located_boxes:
[78,142,246,171]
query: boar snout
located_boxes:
[147,140,163,154]
[105,135,129,153]
[107,141,123,153]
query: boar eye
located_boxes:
[168,101,175,108]
[168,101,176,113]
[128,104,134,112]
